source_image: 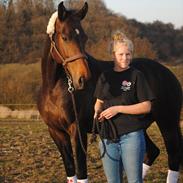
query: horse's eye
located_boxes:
[62,35,67,41]
[75,29,80,35]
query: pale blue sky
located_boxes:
[103,0,183,29]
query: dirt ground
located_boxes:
[0,121,183,183]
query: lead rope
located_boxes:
[90,110,119,160]
[67,75,86,153]
[67,75,119,162]
[90,118,106,159]
[67,76,99,163]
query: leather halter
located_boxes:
[49,35,86,66]
[49,35,89,156]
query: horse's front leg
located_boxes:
[75,128,88,183]
[48,127,77,182]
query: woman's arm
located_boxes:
[117,100,151,114]
[99,101,152,120]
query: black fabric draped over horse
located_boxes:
[37,2,183,182]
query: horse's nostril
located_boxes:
[79,76,85,89]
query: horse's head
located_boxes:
[49,2,90,90]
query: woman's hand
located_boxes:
[99,106,119,120]
[94,111,105,122]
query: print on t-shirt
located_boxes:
[121,80,132,91]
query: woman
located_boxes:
[94,31,155,183]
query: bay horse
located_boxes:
[37,2,183,182]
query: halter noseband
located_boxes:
[49,35,86,66]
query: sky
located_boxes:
[103,0,183,29]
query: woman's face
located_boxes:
[113,43,132,71]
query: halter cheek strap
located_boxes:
[49,36,86,66]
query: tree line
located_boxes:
[0,0,183,105]
[1,0,183,64]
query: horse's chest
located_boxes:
[41,84,74,123]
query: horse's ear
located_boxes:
[75,2,88,20]
[58,1,68,21]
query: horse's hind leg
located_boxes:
[143,130,160,178]
[157,118,182,183]
[48,127,76,182]
[144,131,160,165]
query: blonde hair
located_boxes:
[110,30,134,54]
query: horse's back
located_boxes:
[131,58,182,125]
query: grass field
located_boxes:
[0,120,183,183]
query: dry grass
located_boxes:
[0,106,40,120]
[0,121,183,183]
[0,62,41,104]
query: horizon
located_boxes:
[103,0,183,29]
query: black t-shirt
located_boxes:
[94,67,155,139]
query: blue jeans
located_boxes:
[99,130,145,183]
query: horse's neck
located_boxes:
[41,39,66,90]
[86,53,113,77]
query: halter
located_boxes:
[49,34,89,157]
[49,35,86,67]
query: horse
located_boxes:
[37,2,183,182]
